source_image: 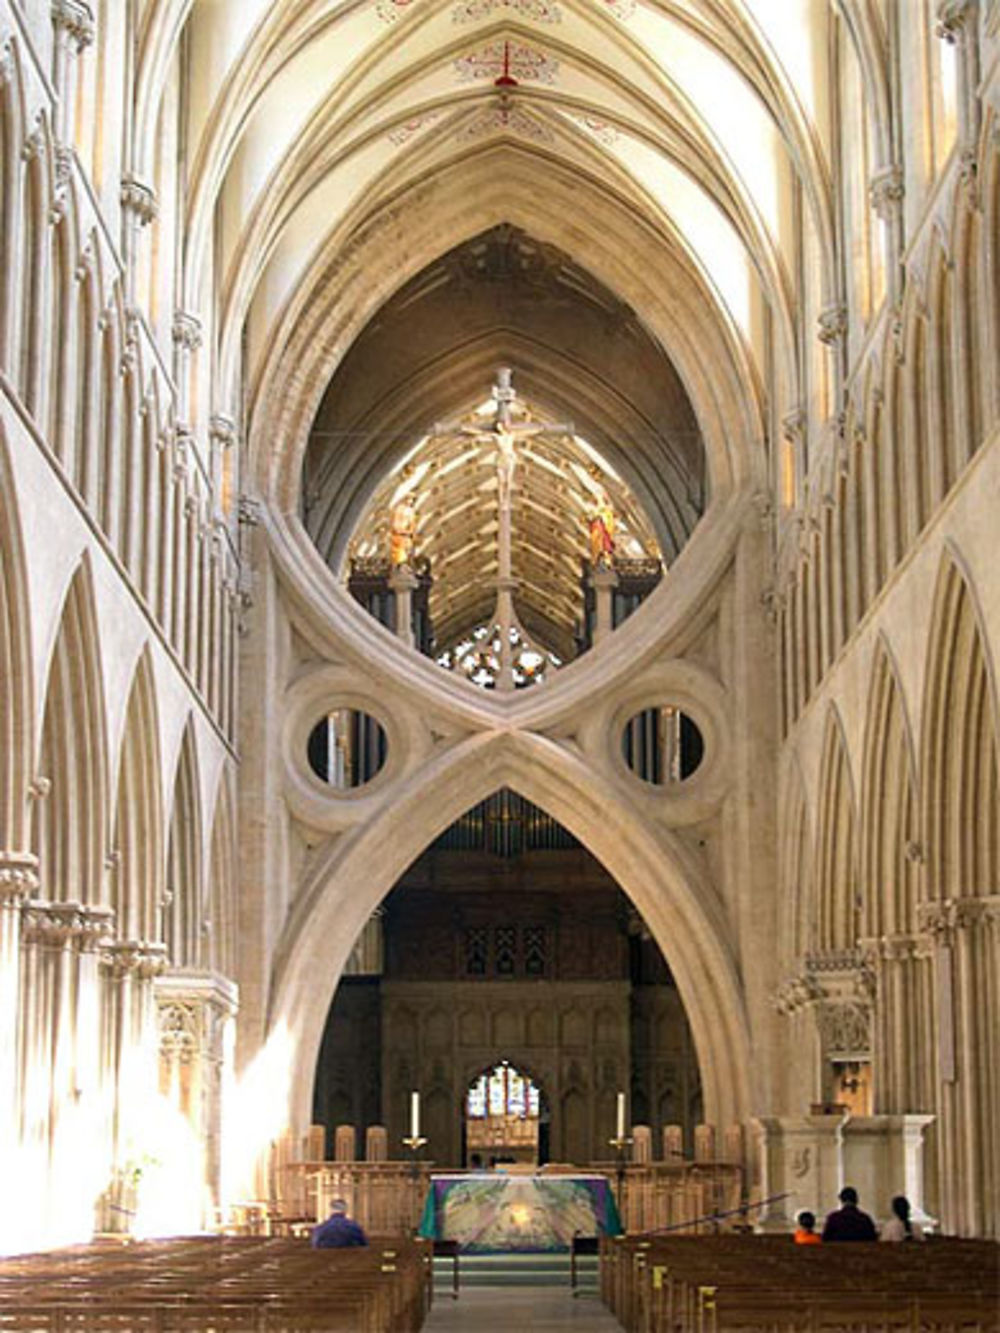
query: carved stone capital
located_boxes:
[957,150,979,211]
[172,311,203,353]
[818,303,848,346]
[781,408,806,445]
[869,164,904,221]
[51,0,95,50]
[120,174,158,226]
[0,852,40,904]
[103,939,168,979]
[21,899,114,948]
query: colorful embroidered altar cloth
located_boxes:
[417,1173,622,1253]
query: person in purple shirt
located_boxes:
[310,1198,368,1249]
[821,1186,878,1241]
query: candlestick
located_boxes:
[410,1091,420,1140]
[616,1091,625,1141]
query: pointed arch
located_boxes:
[206,764,237,977]
[270,731,751,1137]
[921,552,1000,900]
[31,558,108,906]
[0,428,34,853]
[111,648,163,941]
[813,708,859,954]
[860,642,919,938]
[164,719,202,967]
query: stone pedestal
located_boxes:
[756,1112,936,1232]
[589,566,619,645]
[755,1113,846,1230]
[840,1115,936,1228]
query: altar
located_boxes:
[417,1173,623,1253]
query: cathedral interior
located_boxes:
[0,0,998,1260]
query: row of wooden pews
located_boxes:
[0,1234,432,1331]
[601,1233,1000,1333]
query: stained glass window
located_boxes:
[466,1061,541,1119]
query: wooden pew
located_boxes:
[601,1233,1000,1333]
[0,1235,433,1333]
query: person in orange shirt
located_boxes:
[794,1210,822,1245]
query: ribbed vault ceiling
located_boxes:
[149,0,868,546]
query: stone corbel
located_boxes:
[172,311,203,354]
[51,0,95,50]
[120,174,158,227]
[209,414,238,454]
[869,165,904,222]
[934,0,975,43]
[818,303,848,346]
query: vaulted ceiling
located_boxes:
[155,0,851,625]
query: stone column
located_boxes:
[389,566,419,649]
[154,969,238,1221]
[0,853,37,1189]
[589,566,619,645]
[100,940,167,1232]
[50,1,95,144]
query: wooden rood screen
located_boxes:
[602,1233,1000,1333]
[0,1235,432,1332]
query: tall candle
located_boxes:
[410,1091,420,1139]
[616,1091,625,1140]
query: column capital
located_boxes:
[51,0,95,50]
[21,899,115,948]
[103,939,169,979]
[0,851,39,904]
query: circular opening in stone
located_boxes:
[621,706,704,785]
[307,708,388,789]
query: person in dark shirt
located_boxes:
[821,1186,878,1241]
[310,1198,368,1249]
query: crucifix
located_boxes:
[431,367,573,690]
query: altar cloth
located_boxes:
[417,1173,623,1253]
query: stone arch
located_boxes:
[919,550,1000,1235]
[249,146,765,511]
[270,731,751,1137]
[0,426,33,856]
[164,718,202,967]
[111,648,163,942]
[860,641,920,938]
[31,557,108,907]
[920,552,1000,901]
[813,708,858,954]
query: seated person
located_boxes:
[821,1186,878,1242]
[310,1198,368,1249]
[880,1194,925,1242]
[794,1210,822,1245]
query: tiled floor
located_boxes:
[423,1288,623,1330]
